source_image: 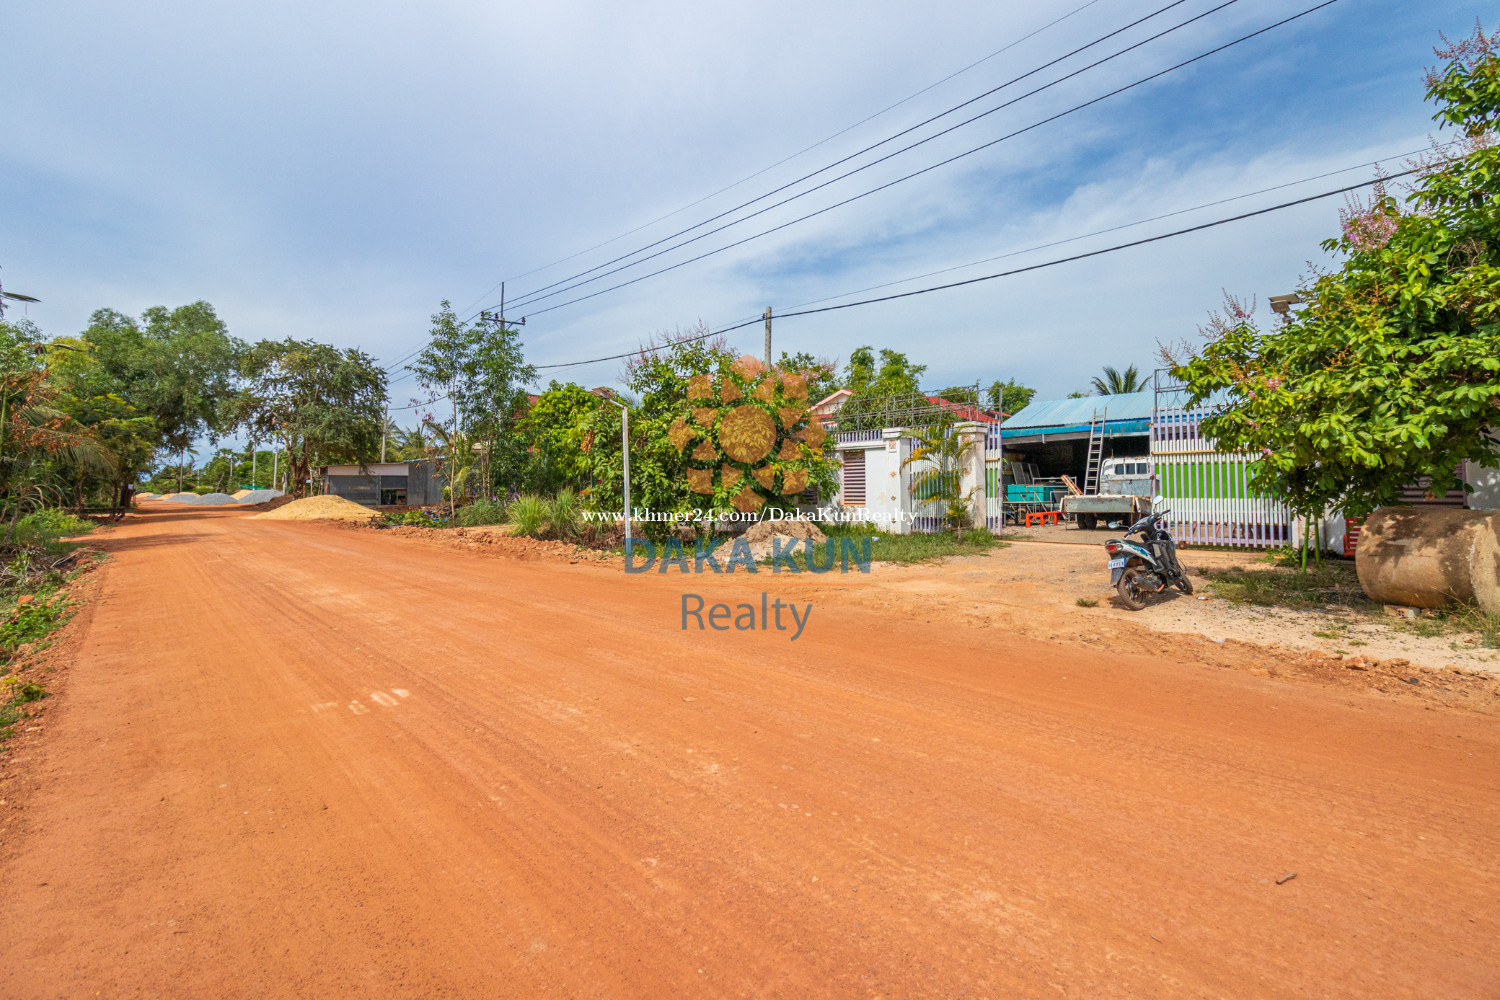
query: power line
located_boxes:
[454,0,1108,319]
[517,0,1338,319]
[781,142,1452,310]
[389,393,450,412]
[530,171,1411,371]
[501,0,1200,313]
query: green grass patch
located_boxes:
[14,509,96,548]
[1395,603,1500,648]
[385,509,443,528]
[1076,597,1098,607]
[777,526,1009,569]
[1,594,72,654]
[454,499,507,527]
[1202,560,1372,611]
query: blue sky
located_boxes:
[1,0,1486,427]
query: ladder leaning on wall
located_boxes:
[1082,408,1107,495]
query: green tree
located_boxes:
[1090,364,1145,396]
[0,318,116,531]
[409,301,537,495]
[520,381,602,493]
[581,326,736,534]
[901,413,980,536]
[777,349,840,402]
[1173,24,1500,565]
[235,339,387,497]
[72,303,243,480]
[836,346,930,431]
[984,378,1035,414]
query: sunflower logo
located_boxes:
[668,355,828,513]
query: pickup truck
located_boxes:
[1062,457,1156,529]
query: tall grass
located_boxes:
[455,499,507,527]
[508,495,549,539]
[546,489,581,540]
[15,510,95,548]
[507,491,583,541]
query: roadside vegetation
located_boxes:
[1169,26,1500,573]
[0,510,100,741]
[778,522,1008,569]
[1202,549,1500,650]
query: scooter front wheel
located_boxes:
[1175,574,1194,595]
[1116,567,1149,610]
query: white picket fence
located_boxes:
[1151,404,1292,548]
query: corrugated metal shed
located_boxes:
[1002,391,1152,439]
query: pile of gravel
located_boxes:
[192,492,239,505]
[164,493,201,503]
[235,489,284,504]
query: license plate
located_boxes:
[1107,557,1127,569]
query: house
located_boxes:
[1000,392,1152,483]
[319,460,446,507]
[811,388,853,428]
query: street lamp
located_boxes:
[1269,293,1302,322]
[604,396,633,556]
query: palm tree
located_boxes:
[1090,364,1145,396]
[0,271,40,319]
[901,414,980,536]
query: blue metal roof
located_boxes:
[1003,391,1154,431]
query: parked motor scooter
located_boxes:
[1104,499,1192,610]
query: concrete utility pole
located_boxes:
[381,403,388,463]
[763,306,772,369]
[605,397,632,556]
[480,282,527,331]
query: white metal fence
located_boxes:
[1151,403,1292,548]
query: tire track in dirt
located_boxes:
[2,505,1498,998]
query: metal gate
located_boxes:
[1151,401,1291,547]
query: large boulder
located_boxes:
[1355,506,1500,614]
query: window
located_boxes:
[841,450,866,505]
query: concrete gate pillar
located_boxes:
[955,421,987,530]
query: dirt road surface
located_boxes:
[3,505,1498,998]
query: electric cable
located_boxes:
[781,142,1451,310]
[516,0,1338,319]
[500,0,1201,312]
[454,0,1108,318]
[529,170,1411,371]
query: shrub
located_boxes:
[455,499,507,527]
[15,510,95,547]
[1,597,69,653]
[508,495,548,538]
[388,510,441,528]
[545,489,581,541]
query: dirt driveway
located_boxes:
[2,504,1498,998]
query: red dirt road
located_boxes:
[3,506,1498,998]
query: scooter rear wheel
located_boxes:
[1116,567,1149,610]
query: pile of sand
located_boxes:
[742,515,828,562]
[235,489,284,504]
[254,495,380,521]
[231,489,254,499]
